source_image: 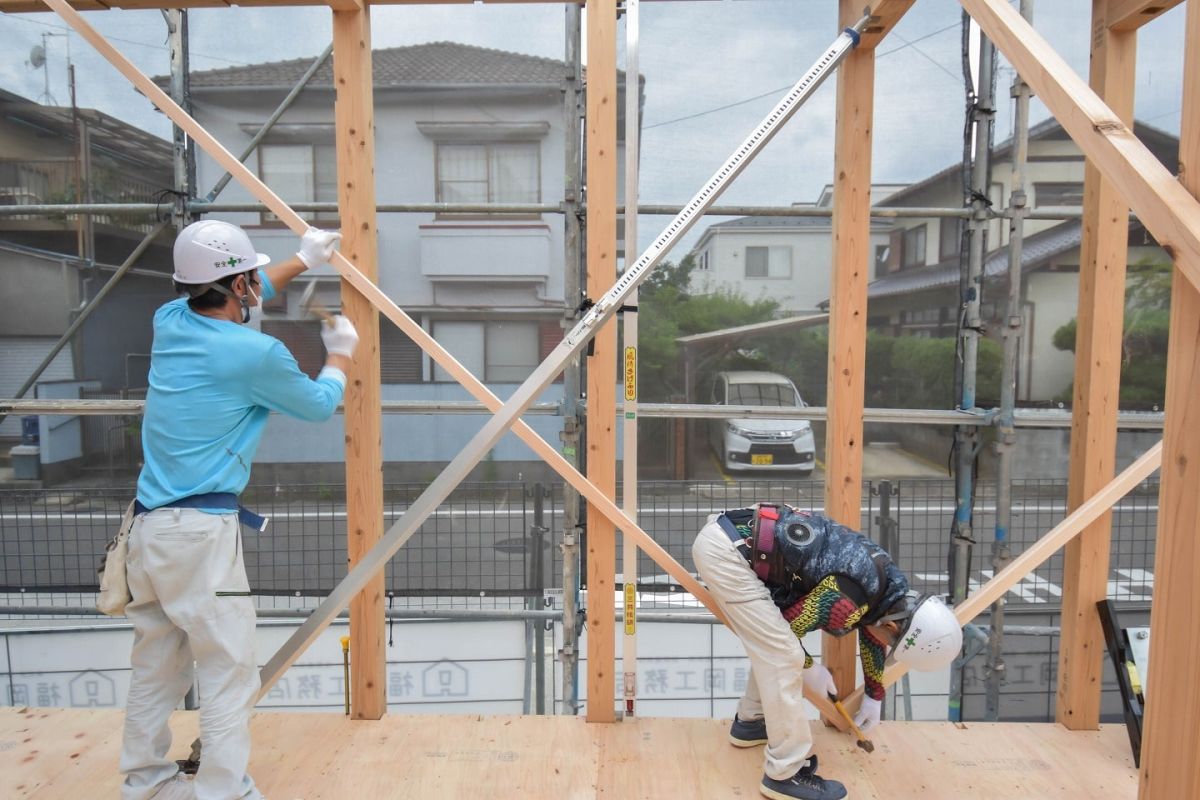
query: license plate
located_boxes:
[751,454,774,465]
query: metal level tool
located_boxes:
[258,16,870,697]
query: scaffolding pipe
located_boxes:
[166,9,193,226]
[949,19,997,721]
[0,220,170,429]
[0,202,1089,220]
[558,0,584,717]
[986,0,1034,721]
[204,43,333,204]
[0,398,1168,431]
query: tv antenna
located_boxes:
[27,32,71,106]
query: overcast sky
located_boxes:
[0,0,1187,255]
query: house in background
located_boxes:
[867,119,1178,403]
[686,184,904,315]
[171,42,636,481]
[0,88,174,447]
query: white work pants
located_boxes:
[119,508,263,800]
[692,516,813,781]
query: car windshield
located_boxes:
[728,383,798,407]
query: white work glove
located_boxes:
[802,663,838,699]
[854,696,882,732]
[297,227,342,269]
[320,315,359,358]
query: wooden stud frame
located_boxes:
[25,0,1196,770]
[1139,4,1200,797]
[1057,0,1138,732]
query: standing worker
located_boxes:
[692,503,962,800]
[120,220,358,800]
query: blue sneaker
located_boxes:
[729,715,768,747]
[760,756,847,800]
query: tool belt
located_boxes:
[134,492,269,533]
[750,503,788,583]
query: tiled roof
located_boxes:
[173,42,568,90]
[866,220,1089,300]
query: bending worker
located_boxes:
[120,220,358,800]
[692,503,962,800]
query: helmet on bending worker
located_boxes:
[870,591,961,672]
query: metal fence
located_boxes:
[0,478,1159,611]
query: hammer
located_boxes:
[829,694,875,753]
[298,280,334,322]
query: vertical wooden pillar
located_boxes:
[585,0,618,723]
[1057,1,1136,730]
[823,0,875,702]
[333,7,385,720]
[1139,3,1200,794]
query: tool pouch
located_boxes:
[96,500,135,616]
[750,503,788,583]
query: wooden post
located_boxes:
[333,7,385,720]
[1057,0,1136,731]
[1139,3,1200,795]
[585,0,618,724]
[823,0,876,703]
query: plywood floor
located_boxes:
[0,707,1138,799]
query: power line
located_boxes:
[644,21,961,132]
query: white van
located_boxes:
[707,370,816,474]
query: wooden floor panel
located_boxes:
[0,708,1138,799]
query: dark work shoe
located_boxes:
[729,715,768,747]
[760,756,847,800]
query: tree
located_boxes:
[636,255,779,401]
[1051,258,1171,408]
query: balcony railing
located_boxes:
[0,158,168,235]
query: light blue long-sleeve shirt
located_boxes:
[137,272,345,509]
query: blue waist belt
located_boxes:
[134,492,269,533]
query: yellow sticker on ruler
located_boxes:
[624,583,636,635]
[624,346,637,402]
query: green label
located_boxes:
[625,412,636,419]
[562,446,576,457]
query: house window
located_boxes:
[436,143,540,210]
[431,320,540,382]
[939,218,963,260]
[745,246,792,279]
[902,225,927,268]
[1034,182,1084,207]
[259,143,338,224]
[381,324,423,384]
[874,244,890,276]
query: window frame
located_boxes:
[256,141,340,227]
[433,141,543,221]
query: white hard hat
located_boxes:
[889,595,962,671]
[173,219,270,285]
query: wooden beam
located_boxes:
[585,0,618,724]
[843,441,1163,710]
[42,0,852,729]
[332,7,385,721]
[822,0,875,708]
[1057,0,1136,732]
[1108,0,1184,31]
[858,0,916,50]
[960,0,1200,297]
[1139,4,1200,796]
